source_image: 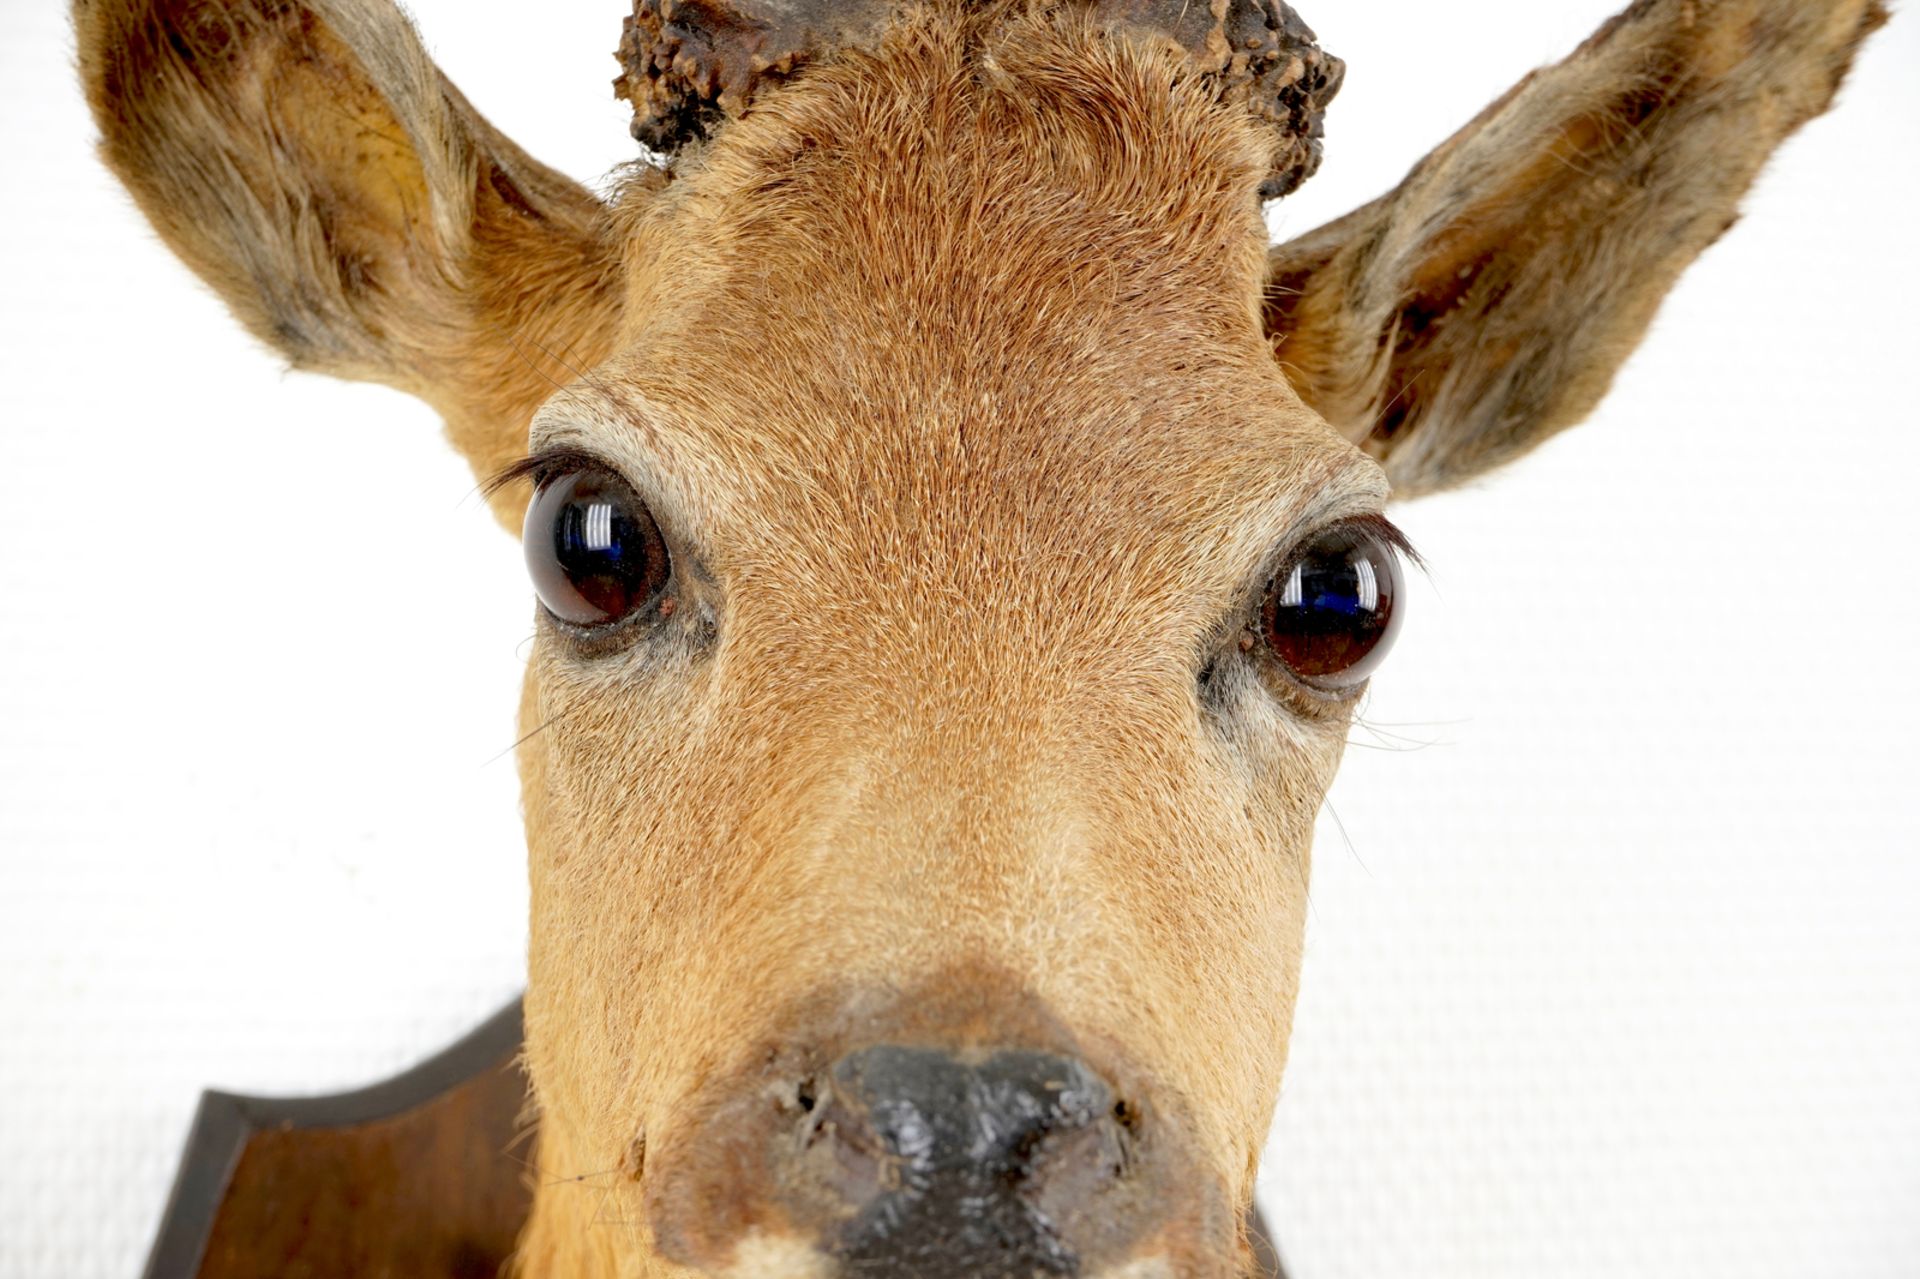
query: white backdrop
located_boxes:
[2,1,1915,1276]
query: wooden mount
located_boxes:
[142,1002,531,1279]
[142,997,1290,1277]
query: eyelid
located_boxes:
[1294,513,1422,572]
[497,438,722,600]
[482,445,622,499]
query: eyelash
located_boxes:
[485,446,608,499]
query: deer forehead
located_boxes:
[527,19,1384,645]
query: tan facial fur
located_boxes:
[73,0,1884,1274]
[510,23,1388,1271]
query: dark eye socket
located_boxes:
[1260,520,1405,693]
[523,466,672,628]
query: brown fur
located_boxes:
[73,0,1883,1275]
[1264,0,1890,497]
[71,0,626,514]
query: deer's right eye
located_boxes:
[524,467,672,628]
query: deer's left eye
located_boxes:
[524,467,672,628]
[1260,520,1405,694]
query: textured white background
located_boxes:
[2,1,1916,1276]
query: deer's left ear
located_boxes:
[74,0,633,528]
[1264,0,1887,499]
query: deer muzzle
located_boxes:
[645,995,1238,1278]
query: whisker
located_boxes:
[589,1187,646,1230]
[505,1147,622,1189]
[1321,799,1368,875]
[522,334,591,383]
[459,328,599,510]
[1346,721,1446,752]
[504,330,574,395]
[483,701,580,767]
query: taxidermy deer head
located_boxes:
[74,0,1884,1274]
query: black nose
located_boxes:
[809,1045,1129,1277]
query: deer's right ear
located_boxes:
[75,0,627,527]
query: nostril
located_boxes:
[788,1075,840,1158]
[621,1131,647,1183]
[1106,1099,1141,1177]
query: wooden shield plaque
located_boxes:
[141,998,1288,1278]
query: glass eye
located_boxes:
[1261,521,1404,692]
[523,467,671,627]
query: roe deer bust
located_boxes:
[74,0,1885,1275]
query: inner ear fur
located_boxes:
[75,0,627,526]
[1264,0,1888,498]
